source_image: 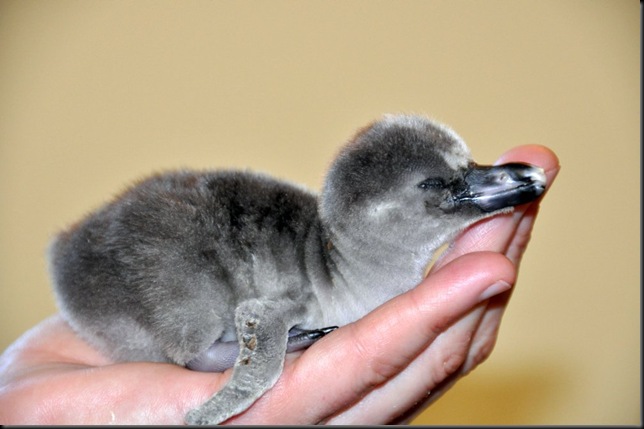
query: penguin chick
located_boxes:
[48,114,546,425]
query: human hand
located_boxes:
[0,144,559,425]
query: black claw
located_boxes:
[321,326,338,334]
[285,326,339,353]
[306,331,323,340]
[306,325,339,340]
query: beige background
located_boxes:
[0,0,639,425]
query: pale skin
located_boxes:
[0,144,559,425]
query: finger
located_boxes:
[390,283,513,425]
[327,301,489,424]
[344,288,520,425]
[494,143,560,171]
[227,251,516,424]
[450,145,560,370]
[386,146,561,422]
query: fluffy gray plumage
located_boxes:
[48,114,546,424]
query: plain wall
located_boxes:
[0,0,639,424]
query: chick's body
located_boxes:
[48,114,546,424]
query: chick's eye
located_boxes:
[417,177,445,190]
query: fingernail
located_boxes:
[479,280,512,301]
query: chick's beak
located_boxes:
[454,162,546,212]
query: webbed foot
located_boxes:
[186,325,338,372]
